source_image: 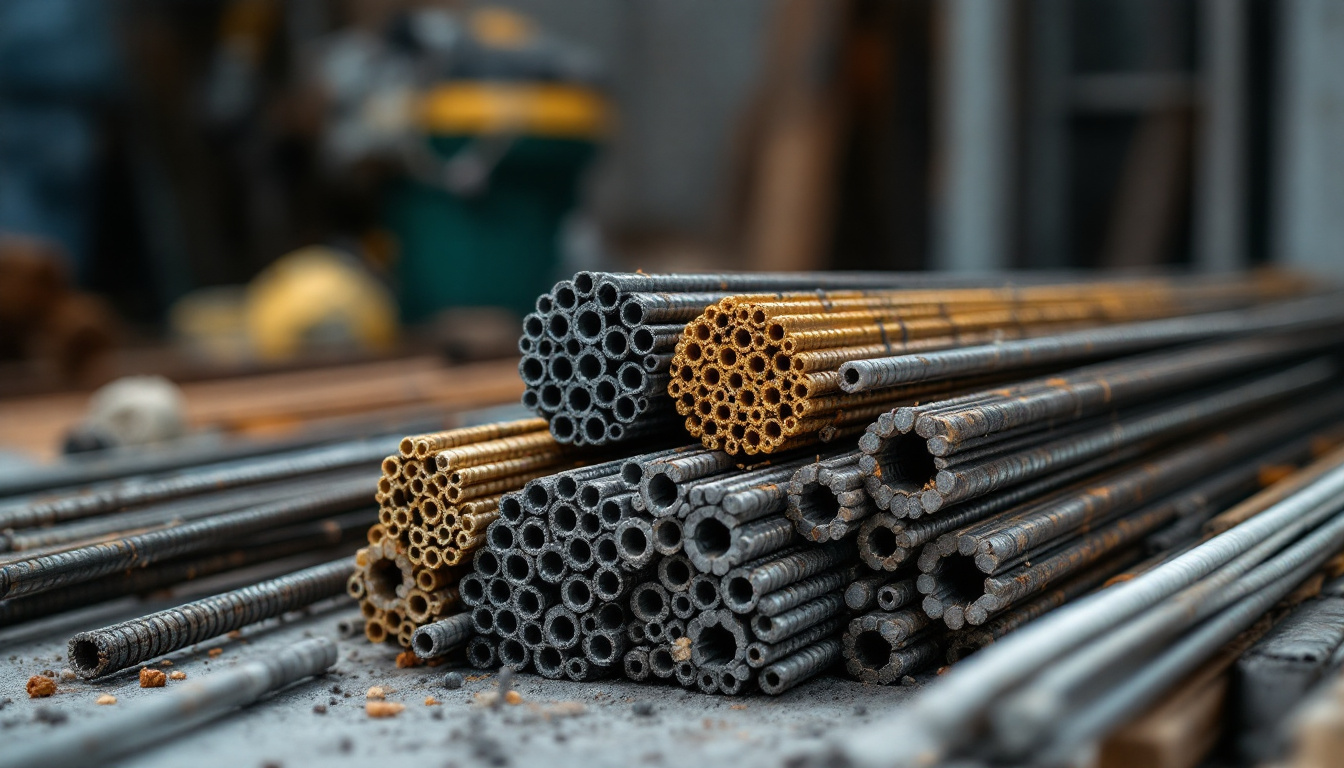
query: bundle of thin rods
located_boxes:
[666,276,1307,456]
[352,418,604,647]
[517,271,1033,447]
[829,441,1344,767]
[0,435,394,687]
[448,445,858,694]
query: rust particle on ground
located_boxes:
[365,701,405,718]
[366,686,387,700]
[395,651,421,668]
[159,660,173,666]
[169,671,186,680]
[139,668,167,688]
[26,676,56,698]
[424,696,440,706]
[505,690,522,705]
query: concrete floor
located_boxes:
[0,595,916,768]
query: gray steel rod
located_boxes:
[831,458,1344,768]
[839,293,1344,391]
[69,559,352,677]
[0,637,336,768]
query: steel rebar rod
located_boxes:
[68,559,352,677]
[838,292,1344,391]
[0,637,337,768]
[0,475,373,599]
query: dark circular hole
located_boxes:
[567,386,592,412]
[604,329,629,356]
[615,396,638,421]
[596,603,624,630]
[548,313,570,339]
[504,552,531,582]
[595,378,617,405]
[636,586,666,619]
[474,549,500,577]
[576,309,603,340]
[662,558,692,590]
[541,385,564,411]
[520,521,547,551]
[460,575,485,605]
[566,578,592,608]
[802,485,841,526]
[523,622,544,646]
[516,588,541,617]
[589,635,613,661]
[538,548,566,579]
[550,356,574,382]
[520,356,545,384]
[693,578,719,608]
[646,472,678,511]
[691,518,732,558]
[366,558,403,603]
[619,297,640,322]
[583,417,606,442]
[619,364,643,391]
[549,615,576,643]
[855,630,893,668]
[596,569,622,598]
[501,495,525,521]
[551,503,578,533]
[654,519,682,550]
[866,524,899,559]
[500,638,527,666]
[69,639,100,672]
[619,526,649,559]
[489,578,513,605]
[695,623,736,665]
[496,608,519,636]
[578,352,603,380]
[555,283,577,309]
[524,314,545,339]
[726,576,753,606]
[488,523,515,551]
[596,538,620,566]
[568,537,593,567]
[578,510,602,536]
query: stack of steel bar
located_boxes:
[351,418,611,648]
[0,435,400,690]
[516,270,1110,447]
[0,436,395,627]
[826,441,1344,768]
[450,444,860,694]
[667,276,1308,456]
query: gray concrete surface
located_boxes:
[0,596,916,768]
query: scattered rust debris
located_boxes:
[139,668,167,688]
[25,676,56,698]
[365,701,405,718]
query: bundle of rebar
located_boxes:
[351,418,608,648]
[516,271,1076,447]
[666,276,1306,456]
[827,442,1344,768]
[450,444,860,694]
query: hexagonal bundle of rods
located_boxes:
[455,445,862,695]
[667,275,1309,456]
[517,270,1037,447]
[351,418,599,648]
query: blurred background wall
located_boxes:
[0,0,1340,387]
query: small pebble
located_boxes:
[159,660,173,667]
[169,671,186,681]
[313,704,327,714]
[442,671,465,690]
[96,695,117,706]
[853,705,867,716]
[632,701,654,717]
[59,669,76,682]
[366,686,387,700]
[208,648,223,658]
[40,669,55,678]
[504,690,522,705]
[425,697,441,706]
